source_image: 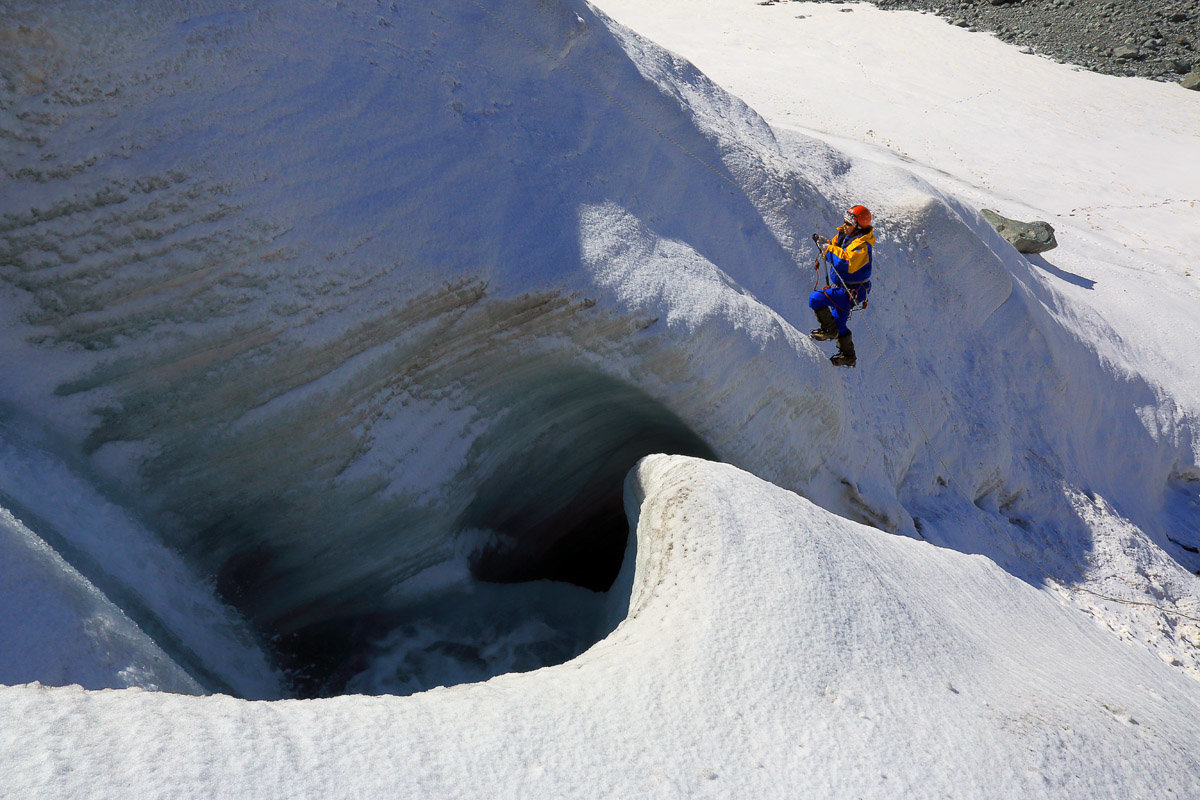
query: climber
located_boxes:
[809,205,875,367]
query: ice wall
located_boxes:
[0,0,811,691]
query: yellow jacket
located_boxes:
[823,228,875,285]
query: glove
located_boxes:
[811,233,830,247]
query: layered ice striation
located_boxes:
[1,0,1197,697]
[0,0,745,696]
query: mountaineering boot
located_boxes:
[830,333,856,367]
[810,306,838,341]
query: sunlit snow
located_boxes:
[1,0,1198,796]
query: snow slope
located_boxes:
[1,0,1199,795]
[592,0,1200,400]
[591,0,1200,673]
[0,504,201,695]
[0,423,282,698]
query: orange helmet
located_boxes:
[845,205,872,229]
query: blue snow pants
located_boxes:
[809,286,861,336]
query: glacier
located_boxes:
[1,0,1200,794]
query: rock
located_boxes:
[829,0,1195,84]
[1170,59,1191,74]
[1182,73,1200,90]
[980,209,1058,254]
[1113,45,1142,60]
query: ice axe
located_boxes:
[810,233,829,290]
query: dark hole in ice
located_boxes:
[217,366,714,699]
[463,366,717,592]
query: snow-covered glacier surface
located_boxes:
[1,0,1199,795]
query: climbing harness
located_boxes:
[812,236,868,319]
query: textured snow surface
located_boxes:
[1,0,1200,796]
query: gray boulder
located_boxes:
[1182,73,1200,91]
[980,209,1058,254]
